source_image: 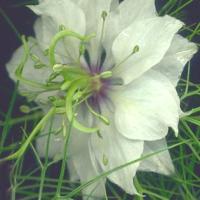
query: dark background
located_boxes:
[0,0,200,199]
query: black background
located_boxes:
[0,0,200,199]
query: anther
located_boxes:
[61,81,71,91]
[59,24,66,31]
[103,154,109,166]
[53,64,64,72]
[100,71,112,79]
[30,53,40,63]
[20,105,31,113]
[101,11,108,21]
[20,105,40,113]
[132,45,140,54]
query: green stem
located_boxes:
[65,79,99,133]
[0,107,56,162]
[38,116,54,200]
[48,29,95,66]
[0,82,19,152]
[55,117,73,197]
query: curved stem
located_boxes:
[65,79,99,133]
[48,29,95,66]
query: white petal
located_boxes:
[90,118,144,194]
[29,0,85,34]
[67,159,79,181]
[112,16,183,84]
[29,0,86,62]
[139,139,175,175]
[36,114,65,158]
[75,0,112,66]
[66,105,106,199]
[69,132,106,200]
[111,70,180,141]
[103,0,156,68]
[154,34,198,86]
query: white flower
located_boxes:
[6,0,197,199]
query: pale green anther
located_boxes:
[132,45,140,54]
[101,10,108,21]
[53,64,64,72]
[20,105,31,114]
[103,154,109,166]
[30,53,40,63]
[73,91,83,101]
[34,62,46,69]
[97,131,103,139]
[59,24,66,31]
[47,72,59,82]
[61,81,71,91]
[86,100,110,125]
[100,71,112,79]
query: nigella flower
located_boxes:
[6,0,197,199]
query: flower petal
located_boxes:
[67,159,79,181]
[90,115,144,194]
[29,0,86,62]
[29,0,85,34]
[154,34,198,86]
[103,0,156,68]
[112,15,183,84]
[69,132,106,200]
[75,0,113,65]
[139,139,175,175]
[111,70,180,141]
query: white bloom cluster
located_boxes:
[7,0,197,199]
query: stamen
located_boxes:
[103,154,109,166]
[20,105,41,114]
[115,45,140,68]
[96,10,108,67]
[100,71,112,79]
[97,130,103,139]
[59,24,66,31]
[19,105,31,113]
[30,53,40,63]
[86,100,110,125]
[53,64,64,72]
[61,81,71,91]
